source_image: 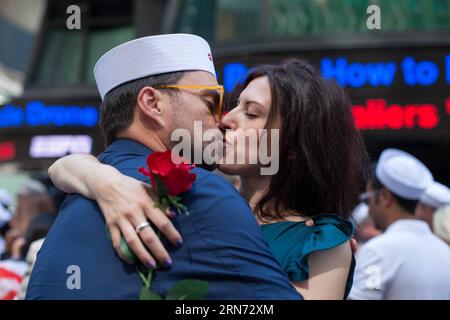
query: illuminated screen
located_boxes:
[215,46,450,138]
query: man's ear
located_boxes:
[425,206,435,217]
[380,189,393,207]
[136,86,167,127]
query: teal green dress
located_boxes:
[261,213,355,299]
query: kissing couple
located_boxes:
[27,34,369,300]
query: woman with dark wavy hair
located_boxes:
[48,59,370,299]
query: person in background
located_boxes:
[416,182,450,229]
[31,173,67,211]
[349,149,450,300]
[0,180,55,300]
[14,213,55,300]
[351,203,381,247]
[433,205,450,246]
[11,175,64,299]
[3,180,55,257]
[0,189,13,257]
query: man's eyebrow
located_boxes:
[199,89,219,96]
[199,89,220,100]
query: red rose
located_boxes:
[138,150,196,196]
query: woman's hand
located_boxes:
[48,154,183,268]
[92,166,183,268]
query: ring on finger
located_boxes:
[135,221,151,234]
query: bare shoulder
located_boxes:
[308,240,352,273]
[293,241,353,299]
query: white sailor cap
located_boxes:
[375,148,433,200]
[94,33,216,100]
[0,189,13,228]
[419,182,450,209]
[0,189,12,207]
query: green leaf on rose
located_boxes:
[105,225,138,264]
[154,175,168,197]
[165,280,209,300]
[161,196,169,209]
[140,287,163,300]
[119,235,138,264]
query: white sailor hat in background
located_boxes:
[94,33,216,100]
[419,182,450,209]
[0,189,13,228]
[433,205,450,243]
[375,148,434,200]
[0,189,12,207]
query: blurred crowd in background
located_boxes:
[0,175,64,299]
[0,150,449,299]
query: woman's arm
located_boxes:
[49,154,105,197]
[292,241,352,300]
[48,154,183,268]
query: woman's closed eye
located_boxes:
[245,112,258,118]
[245,105,261,118]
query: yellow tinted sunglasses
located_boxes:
[156,85,224,121]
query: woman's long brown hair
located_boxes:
[228,59,370,221]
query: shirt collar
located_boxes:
[104,138,153,157]
[385,219,431,235]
